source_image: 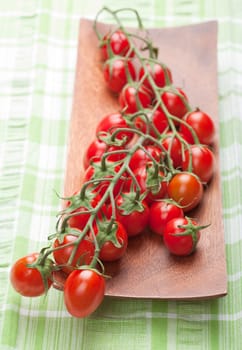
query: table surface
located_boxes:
[0,1,241,349]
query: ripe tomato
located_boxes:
[167,172,203,212]
[134,107,169,138]
[65,190,107,231]
[103,58,136,94]
[119,83,152,114]
[100,30,133,60]
[129,145,162,171]
[96,112,133,145]
[83,139,107,170]
[93,221,128,261]
[139,63,172,96]
[64,269,105,318]
[160,88,189,123]
[10,253,52,297]
[115,193,150,236]
[161,132,184,169]
[83,139,126,170]
[149,201,184,236]
[129,165,168,204]
[182,145,215,183]
[53,234,95,274]
[180,109,215,145]
[163,217,201,256]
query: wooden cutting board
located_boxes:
[63,19,227,300]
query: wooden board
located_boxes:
[63,19,227,300]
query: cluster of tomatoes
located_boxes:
[10,8,216,319]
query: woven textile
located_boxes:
[1,1,242,349]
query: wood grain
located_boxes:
[63,19,227,300]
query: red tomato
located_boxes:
[83,139,126,170]
[180,109,215,145]
[65,190,107,231]
[160,88,189,123]
[129,145,162,171]
[103,58,136,94]
[182,145,215,183]
[132,165,168,204]
[167,172,203,212]
[161,132,184,169]
[96,112,133,145]
[134,107,169,138]
[149,201,184,236]
[163,217,201,256]
[139,63,172,95]
[83,139,107,170]
[64,269,105,318]
[53,234,95,274]
[115,193,150,236]
[92,221,128,261]
[10,253,52,297]
[83,161,124,199]
[100,30,133,60]
[119,83,152,114]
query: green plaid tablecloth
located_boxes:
[1,0,241,349]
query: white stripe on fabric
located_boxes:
[3,303,242,321]
[1,10,242,25]
[219,145,242,172]
[223,213,242,244]
[223,204,242,217]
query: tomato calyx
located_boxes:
[94,219,122,249]
[90,160,119,179]
[62,188,97,214]
[116,191,147,215]
[27,251,54,294]
[173,217,210,252]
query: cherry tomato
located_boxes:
[163,217,201,256]
[149,201,184,236]
[119,83,152,114]
[100,30,133,60]
[167,172,203,212]
[83,139,107,170]
[64,269,105,318]
[115,193,150,236]
[134,107,169,138]
[96,112,133,145]
[131,165,168,204]
[182,145,215,183]
[180,109,215,145]
[129,145,162,171]
[83,139,126,170]
[103,58,136,94]
[161,132,184,169]
[160,88,189,123]
[65,191,107,231]
[10,253,52,297]
[93,221,128,261]
[139,63,172,96]
[53,234,95,274]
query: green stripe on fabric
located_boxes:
[221,177,242,209]
[219,119,242,147]
[28,118,68,144]
[151,300,168,349]
[210,300,220,350]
